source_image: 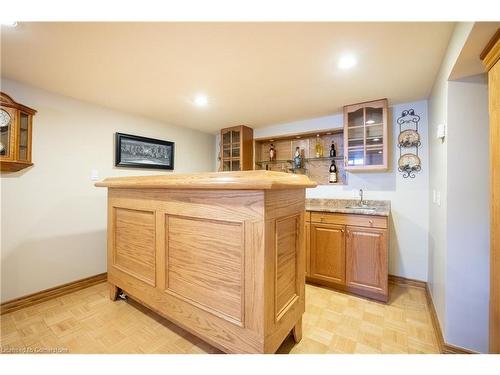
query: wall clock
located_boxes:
[0,109,11,128]
[0,92,37,172]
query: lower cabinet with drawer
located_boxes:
[306,211,389,302]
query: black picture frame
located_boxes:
[115,133,175,170]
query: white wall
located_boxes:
[427,22,490,353]
[0,79,215,302]
[250,100,430,281]
[427,22,473,336]
[445,76,489,352]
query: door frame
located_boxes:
[481,28,500,354]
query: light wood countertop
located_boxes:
[95,170,317,190]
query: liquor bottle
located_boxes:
[315,135,323,158]
[294,146,302,169]
[329,142,336,157]
[269,144,275,161]
[329,159,337,183]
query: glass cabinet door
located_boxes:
[222,130,231,146]
[345,99,387,170]
[347,108,364,166]
[220,127,242,171]
[365,106,384,166]
[18,112,29,161]
[232,159,240,171]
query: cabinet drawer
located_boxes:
[310,212,387,229]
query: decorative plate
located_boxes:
[398,129,420,148]
[398,153,421,178]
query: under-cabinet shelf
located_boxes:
[255,156,344,165]
[254,129,346,185]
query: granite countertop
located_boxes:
[306,198,391,217]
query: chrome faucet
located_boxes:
[359,189,364,206]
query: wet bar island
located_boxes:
[96,171,317,353]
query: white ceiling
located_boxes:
[1,22,454,133]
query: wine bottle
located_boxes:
[329,142,336,157]
[269,144,275,161]
[315,135,323,158]
[293,146,302,169]
[329,159,337,183]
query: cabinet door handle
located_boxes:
[341,229,345,233]
[320,217,326,223]
[368,220,373,226]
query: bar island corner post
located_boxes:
[95,171,317,353]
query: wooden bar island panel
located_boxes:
[96,171,317,353]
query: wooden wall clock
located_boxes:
[0,92,37,173]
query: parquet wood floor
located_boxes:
[0,282,440,354]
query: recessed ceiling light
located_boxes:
[193,94,208,107]
[366,120,375,124]
[326,132,332,135]
[1,21,18,27]
[296,136,301,139]
[373,138,380,142]
[338,54,357,70]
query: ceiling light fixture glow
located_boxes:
[194,94,208,107]
[338,54,357,70]
[366,120,375,124]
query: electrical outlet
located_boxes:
[436,191,441,207]
[91,169,99,181]
[432,189,436,203]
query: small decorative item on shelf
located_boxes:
[315,134,323,158]
[329,141,336,157]
[293,146,302,169]
[329,159,338,183]
[397,109,422,178]
[269,143,276,161]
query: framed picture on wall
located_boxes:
[115,133,175,170]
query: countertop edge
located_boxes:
[305,207,390,217]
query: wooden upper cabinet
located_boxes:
[220,125,253,171]
[310,223,346,285]
[343,98,388,171]
[0,92,37,173]
[345,226,388,299]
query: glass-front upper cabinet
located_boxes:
[219,125,253,171]
[0,92,37,173]
[343,98,388,171]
